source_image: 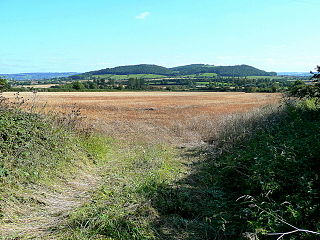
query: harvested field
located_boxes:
[3,92,281,143]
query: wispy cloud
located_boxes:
[135,11,150,20]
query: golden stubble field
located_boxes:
[3,92,281,143]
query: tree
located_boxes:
[0,78,10,91]
[311,65,320,81]
[72,81,85,90]
[289,66,320,99]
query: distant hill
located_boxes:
[171,64,277,77]
[81,64,276,78]
[11,64,276,82]
[278,72,312,77]
[1,72,79,81]
[88,64,175,76]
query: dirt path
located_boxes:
[0,172,99,240]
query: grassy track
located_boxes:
[59,140,186,239]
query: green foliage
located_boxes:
[89,64,175,76]
[55,64,278,84]
[186,102,320,238]
[71,81,85,90]
[127,78,146,90]
[289,80,320,99]
[171,64,276,77]
[0,107,88,186]
[0,78,10,91]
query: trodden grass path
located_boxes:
[0,169,100,239]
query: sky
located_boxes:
[0,0,319,73]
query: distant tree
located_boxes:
[72,81,85,90]
[127,78,146,90]
[290,66,320,99]
[311,65,320,81]
[0,78,10,91]
[108,79,115,86]
[271,83,280,92]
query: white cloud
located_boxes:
[135,11,150,20]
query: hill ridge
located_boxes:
[81,63,277,78]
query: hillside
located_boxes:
[73,64,276,79]
[171,64,277,76]
[88,64,175,76]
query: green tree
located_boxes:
[0,78,10,91]
[290,66,320,99]
[72,81,85,90]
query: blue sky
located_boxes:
[0,0,319,73]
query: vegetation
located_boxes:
[88,64,175,76]
[0,78,11,91]
[171,64,277,76]
[0,96,111,239]
[51,99,319,240]
[55,64,277,82]
[8,64,306,93]
[1,68,319,239]
[45,75,291,92]
[61,142,181,240]
[289,66,320,100]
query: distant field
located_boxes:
[19,84,59,88]
[3,92,281,142]
[246,75,286,80]
[3,92,280,121]
[198,73,218,77]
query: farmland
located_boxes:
[1,90,320,239]
[3,92,280,142]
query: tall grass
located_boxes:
[60,142,182,240]
[0,94,110,239]
[60,100,320,240]
[149,100,320,239]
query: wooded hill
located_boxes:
[71,64,276,79]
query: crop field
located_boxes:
[3,91,281,143]
[3,92,280,121]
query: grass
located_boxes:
[0,100,111,238]
[2,91,318,239]
[246,76,286,80]
[59,100,319,240]
[60,141,184,240]
[151,100,320,239]
[198,73,218,77]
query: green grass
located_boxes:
[0,105,111,231]
[0,108,87,188]
[198,73,218,77]
[246,76,286,80]
[195,82,209,85]
[61,142,184,240]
